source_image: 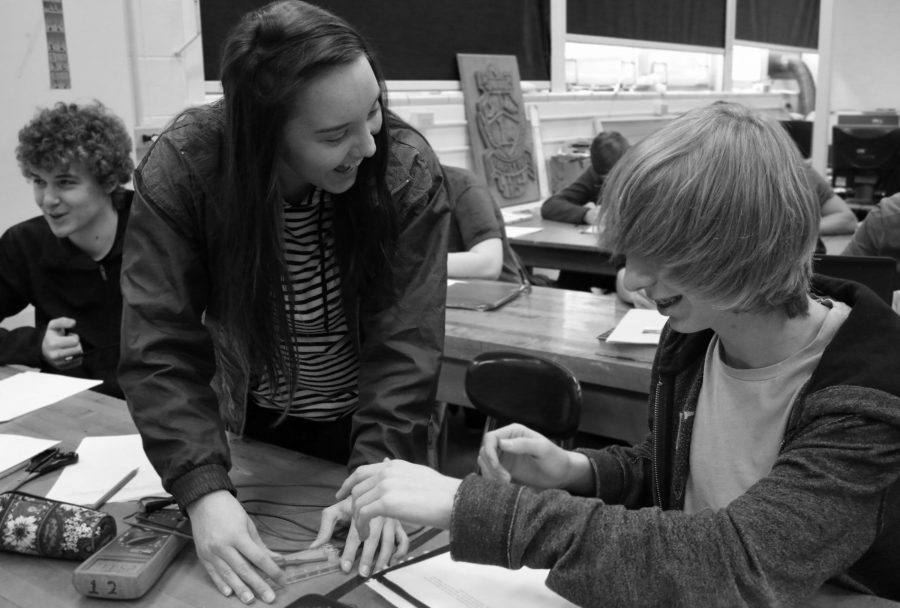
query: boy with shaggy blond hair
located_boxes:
[322,102,900,607]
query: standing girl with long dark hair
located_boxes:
[120,1,449,603]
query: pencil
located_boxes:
[91,467,139,510]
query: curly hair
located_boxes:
[16,101,133,189]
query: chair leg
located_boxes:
[427,400,449,471]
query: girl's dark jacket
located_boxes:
[119,104,449,510]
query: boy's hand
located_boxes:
[41,317,83,369]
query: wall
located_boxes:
[829,0,900,115]
[0,0,134,232]
[390,89,792,200]
[0,0,203,328]
[0,0,800,235]
[0,0,203,234]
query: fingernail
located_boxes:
[241,592,254,603]
[359,565,370,577]
[342,560,352,572]
[263,590,275,603]
[221,585,233,597]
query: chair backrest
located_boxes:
[813,254,895,304]
[464,351,582,446]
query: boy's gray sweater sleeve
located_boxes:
[449,390,900,607]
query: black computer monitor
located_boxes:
[780,120,813,159]
[837,113,900,127]
[831,125,900,204]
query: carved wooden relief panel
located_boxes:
[457,54,541,206]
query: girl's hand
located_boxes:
[313,498,410,577]
[187,490,284,604]
[328,460,460,546]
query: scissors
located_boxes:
[4,447,79,493]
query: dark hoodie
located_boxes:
[0,190,131,398]
[449,276,900,607]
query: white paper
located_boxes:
[505,226,542,238]
[605,308,668,345]
[370,551,578,608]
[367,579,418,608]
[0,371,102,422]
[0,434,60,478]
[46,434,166,506]
[501,209,534,224]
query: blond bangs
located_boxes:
[599,103,819,315]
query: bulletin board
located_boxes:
[199,0,551,82]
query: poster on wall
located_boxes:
[457,54,540,207]
[43,0,70,89]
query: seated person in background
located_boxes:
[806,163,857,238]
[0,101,133,397]
[319,102,900,606]
[842,192,900,311]
[541,131,629,226]
[444,165,525,283]
[541,131,630,293]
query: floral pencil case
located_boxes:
[0,491,117,560]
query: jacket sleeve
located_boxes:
[449,389,900,607]
[0,228,44,367]
[349,123,449,470]
[119,138,234,510]
[540,168,600,224]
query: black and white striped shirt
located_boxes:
[250,190,360,420]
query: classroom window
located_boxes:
[731,45,818,115]
[565,42,721,92]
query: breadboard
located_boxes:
[276,545,343,585]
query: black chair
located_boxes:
[464,351,583,449]
[812,254,895,305]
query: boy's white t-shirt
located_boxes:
[683,301,851,514]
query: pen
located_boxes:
[91,467,139,510]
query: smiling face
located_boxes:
[28,162,115,241]
[623,255,732,334]
[277,55,383,200]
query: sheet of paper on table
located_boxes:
[501,209,534,224]
[367,550,578,608]
[46,434,166,506]
[0,434,60,479]
[0,371,102,422]
[505,226,542,238]
[605,308,668,345]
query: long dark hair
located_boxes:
[218,0,395,399]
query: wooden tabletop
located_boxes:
[0,367,374,607]
[1,368,896,608]
[443,285,656,445]
[445,285,654,394]
[507,211,853,276]
[507,214,618,276]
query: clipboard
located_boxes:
[446,279,529,311]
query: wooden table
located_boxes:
[0,367,388,608]
[507,215,618,277]
[1,368,896,608]
[443,286,656,446]
[508,214,853,277]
